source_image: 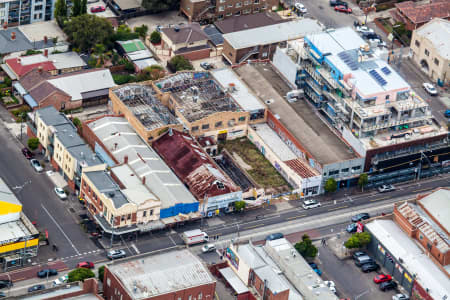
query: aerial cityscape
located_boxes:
[0,0,449,299]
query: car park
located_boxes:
[37,269,58,278]
[30,159,43,172]
[107,249,126,260]
[351,213,370,222]
[334,5,352,13]
[373,274,392,283]
[392,294,409,300]
[76,261,95,269]
[90,5,105,12]
[378,184,395,193]
[266,233,284,241]
[361,262,380,272]
[22,147,34,159]
[202,244,216,253]
[28,284,45,293]
[308,262,322,276]
[302,199,321,209]
[54,187,67,200]
[294,3,307,13]
[422,83,438,96]
[352,251,367,260]
[52,275,68,286]
[0,280,12,289]
[346,223,357,233]
[380,280,397,291]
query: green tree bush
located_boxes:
[68,268,95,282]
[98,266,105,283]
[358,173,368,191]
[344,232,371,249]
[27,137,40,151]
[150,30,161,44]
[324,178,337,193]
[234,201,246,212]
[169,55,193,71]
[134,25,149,39]
[294,234,318,258]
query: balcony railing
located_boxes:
[361,115,433,132]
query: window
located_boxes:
[385,95,390,100]
[352,166,361,171]
[235,10,241,15]
[34,5,42,10]
[127,214,131,220]
[341,168,349,173]
[253,7,259,12]
[235,2,241,7]
[254,0,259,3]
[218,5,224,11]
[121,215,125,221]
[261,5,266,9]
[215,121,223,128]
[419,234,423,240]
[150,209,153,216]
[143,210,147,217]
[424,49,429,56]
[434,58,439,66]
[239,116,246,122]
[415,40,420,47]
[192,126,199,131]
[329,170,339,176]
[228,3,233,7]
[218,14,224,19]
[202,124,210,130]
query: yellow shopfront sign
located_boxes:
[0,239,39,254]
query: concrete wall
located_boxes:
[342,126,367,157]
[272,47,298,88]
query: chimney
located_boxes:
[124,155,128,164]
[11,31,16,41]
[17,57,21,64]
[44,49,48,57]
[44,35,48,44]
[142,176,146,185]
[2,23,7,30]
[38,66,43,73]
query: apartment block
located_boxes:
[0,0,55,26]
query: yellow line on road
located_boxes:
[328,205,348,211]
[245,224,264,230]
[286,214,307,220]
[370,196,390,202]
[412,188,431,193]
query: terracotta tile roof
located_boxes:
[284,158,319,178]
[214,12,286,34]
[395,0,450,25]
[5,56,55,77]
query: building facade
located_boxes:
[0,0,55,26]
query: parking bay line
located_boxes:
[286,214,307,220]
[327,205,348,211]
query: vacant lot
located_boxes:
[223,138,288,188]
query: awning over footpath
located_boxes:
[24,94,38,108]
[219,267,249,294]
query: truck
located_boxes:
[181,229,209,245]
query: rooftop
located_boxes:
[223,19,322,50]
[113,84,179,130]
[84,171,129,209]
[48,52,87,70]
[36,106,71,126]
[152,130,240,200]
[87,116,197,209]
[107,249,215,299]
[53,123,84,148]
[252,123,297,161]
[419,188,450,233]
[0,176,22,210]
[254,265,290,294]
[214,12,285,34]
[161,23,209,45]
[113,0,142,10]
[155,72,240,122]
[5,55,56,77]
[203,25,224,46]
[117,39,147,53]
[67,144,103,167]
[19,20,66,43]
[366,219,450,300]
[415,18,450,60]
[395,0,450,25]
[0,218,32,243]
[0,27,33,55]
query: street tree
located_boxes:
[68,268,95,282]
[27,137,40,151]
[169,55,193,71]
[71,0,81,16]
[234,201,246,212]
[98,266,105,283]
[344,232,371,249]
[358,173,368,191]
[324,178,337,193]
[294,234,318,258]
[134,25,149,39]
[54,0,68,25]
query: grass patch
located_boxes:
[223,138,288,188]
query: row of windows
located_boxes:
[219,4,266,12]
[191,116,246,131]
[414,40,440,66]
[326,165,361,177]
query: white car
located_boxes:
[323,280,336,293]
[30,159,43,172]
[294,3,307,13]
[356,26,374,34]
[54,187,67,200]
[369,39,387,48]
[392,294,409,300]
[202,244,216,253]
[422,83,438,96]
[378,184,395,193]
[302,199,321,209]
[52,275,68,286]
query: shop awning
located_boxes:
[219,267,249,294]
[13,82,27,96]
[24,94,38,108]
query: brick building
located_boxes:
[103,249,216,300]
[393,0,450,31]
[180,0,278,23]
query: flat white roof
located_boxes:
[219,267,249,294]
[252,123,297,161]
[0,220,31,242]
[419,188,450,232]
[19,20,66,42]
[223,19,322,50]
[48,52,87,70]
[366,219,450,300]
[415,18,450,60]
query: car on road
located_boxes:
[22,147,34,159]
[302,199,321,209]
[76,261,95,269]
[0,292,5,297]
[346,223,357,233]
[369,38,387,48]
[445,109,450,118]
[200,62,214,70]
[90,5,105,12]
[37,269,58,278]
[28,284,45,293]
[294,3,307,13]
[361,262,380,272]
[374,274,392,284]
[352,251,367,260]
[0,280,12,289]
[356,26,374,34]
[266,233,284,241]
[378,184,395,193]
[54,187,67,200]
[324,280,336,293]
[330,0,348,7]
[334,5,352,13]
[52,275,68,286]
[308,262,322,276]
[422,83,438,96]
[30,159,43,172]
[202,244,216,253]
[392,294,409,300]
[107,249,126,260]
[380,280,397,291]
[351,212,370,222]
[361,32,379,40]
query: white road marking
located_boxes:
[131,243,140,254]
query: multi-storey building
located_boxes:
[0,0,55,26]
[180,0,278,23]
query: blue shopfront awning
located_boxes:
[13,82,27,96]
[24,94,38,108]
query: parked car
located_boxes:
[324,280,336,293]
[422,83,438,96]
[334,5,352,13]
[37,269,58,278]
[330,0,348,7]
[361,262,380,272]
[0,280,13,289]
[355,255,375,266]
[90,5,105,12]
[54,187,67,200]
[28,284,45,293]
[346,223,357,233]
[76,261,95,269]
[30,159,43,172]
[294,3,307,13]
[107,249,126,260]
[200,62,214,70]
[378,184,395,193]
[380,280,397,291]
[52,275,68,286]
[356,26,374,34]
[361,32,380,40]
[392,294,409,300]
[0,292,5,297]
[22,147,34,159]
[351,213,370,222]
[374,274,392,284]
[202,244,216,253]
[266,233,284,241]
[352,251,367,260]
[302,199,321,209]
[308,262,322,276]
[445,109,450,118]
[369,39,387,48]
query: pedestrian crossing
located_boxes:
[60,249,102,261]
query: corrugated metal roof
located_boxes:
[419,188,450,233]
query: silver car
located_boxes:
[30,159,43,172]
[107,249,126,260]
[54,187,67,200]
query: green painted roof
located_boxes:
[121,40,146,53]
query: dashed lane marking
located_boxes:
[370,196,390,202]
[327,205,348,211]
[286,214,307,220]
[245,224,264,230]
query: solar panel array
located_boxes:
[337,51,358,71]
[369,69,387,86]
[381,66,391,75]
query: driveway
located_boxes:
[126,10,186,31]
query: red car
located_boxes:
[22,147,34,159]
[373,274,392,284]
[334,5,352,13]
[90,5,105,13]
[76,261,95,269]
